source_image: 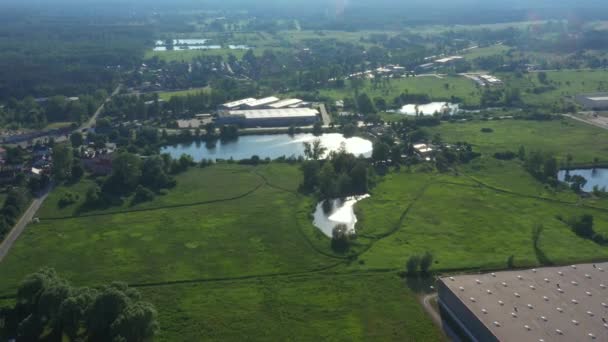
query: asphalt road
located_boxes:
[0,186,52,263]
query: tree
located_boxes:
[543,157,558,182]
[406,255,420,275]
[52,144,73,181]
[372,142,390,163]
[303,139,327,160]
[301,161,320,192]
[419,251,434,274]
[70,132,84,147]
[356,93,376,115]
[106,153,142,193]
[319,162,337,199]
[518,146,526,161]
[331,224,350,252]
[570,174,588,193]
[350,162,369,194]
[71,162,84,181]
[537,72,549,84]
[110,302,159,342]
[571,214,595,239]
[532,224,544,250]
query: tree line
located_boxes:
[0,268,158,341]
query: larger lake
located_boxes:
[161,133,373,161]
[558,168,608,192]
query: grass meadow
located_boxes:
[4,118,608,339]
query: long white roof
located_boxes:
[228,108,318,119]
[222,98,257,108]
[268,99,303,109]
[244,97,280,108]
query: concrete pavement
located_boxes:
[0,186,52,263]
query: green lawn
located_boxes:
[430,118,608,164]
[5,119,608,339]
[143,273,442,342]
[499,69,608,108]
[318,76,481,106]
[158,87,209,101]
[462,44,512,60]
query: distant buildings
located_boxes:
[217,97,318,127]
[464,74,503,86]
[217,108,319,128]
[576,93,608,110]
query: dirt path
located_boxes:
[421,293,461,342]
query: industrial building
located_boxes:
[217,108,319,128]
[219,98,257,110]
[438,262,608,341]
[576,93,608,110]
[268,98,303,109]
[243,97,280,109]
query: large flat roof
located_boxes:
[222,98,257,108]
[440,262,608,341]
[245,97,280,108]
[228,108,318,119]
[268,98,303,109]
[588,97,608,102]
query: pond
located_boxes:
[398,102,459,116]
[160,133,373,161]
[312,195,370,237]
[558,168,608,192]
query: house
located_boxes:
[413,143,434,158]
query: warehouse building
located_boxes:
[438,262,608,341]
[217,108,319,128]
[576,93,608,110]
[268,98,303,109]
[243,96,280,109]
[219,98,257,110]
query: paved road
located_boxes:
[80,84,121,131]
[319,103,331,126]
[0,186,52,263]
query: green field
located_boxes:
[430,118,608,164]
[4,118,608,339]
[158,87,210,101]
[318,76,482,106]
[500,69,608,107]
[462,44,512,60]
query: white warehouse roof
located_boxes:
[228,108,318,119]
[268,98,303,109]
[245,97,280,108]
[222,98,257,108]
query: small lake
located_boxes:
[558,168,608,192]
[313,195,370,237]
[398,102,459,116]
[160,133,373,161]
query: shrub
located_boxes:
[481,127,494,133]
[133,185,155,204]
[493,151,517,160]
[58,192,79,208]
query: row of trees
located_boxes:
[406,252,435,275]
[0,268,158,341]
[0,93,106,129]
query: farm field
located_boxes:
[3,119,608,339]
